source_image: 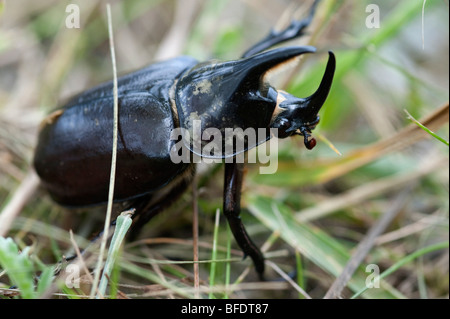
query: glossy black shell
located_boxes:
[34,56,197,206]
[175,46,317,158]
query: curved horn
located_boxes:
[302,51,336,116]
[237,46,317,91]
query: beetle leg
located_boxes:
[129,170,194,240]
[224,162,265,279]
[64,174,192,264]
[242,0,320,58]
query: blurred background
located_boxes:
[0,0,448,299]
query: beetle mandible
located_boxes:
[33,0,335,279]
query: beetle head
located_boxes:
[175,47,335,158]
[270,51,336,149]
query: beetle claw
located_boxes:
[296,127,316,150]
[305,137,317,150]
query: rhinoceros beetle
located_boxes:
[33,0,335,279]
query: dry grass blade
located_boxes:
[127,237,243,256]
[253,102,449,188]
[296,156,447,222]
[295,102,448,221]
[0,170,39,237]
[323,187,413,299]
[375,212,445,245]
[139,281,290,298]
[140,247,176,299]
[154,0,203,60]
[41,231,105,298]
[90,3,119,298]
[39,1,98,108]
[422,0,427,50]
[345,73,397,139]
[69,230,94,285]
[266,260,311,299]
[317,102,449,184]
[192,175,200,298]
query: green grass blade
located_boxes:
[404,109,449,146]
[295,250,305,299]
[223,224,232,299]
[351,241,449,299]
[247,195,404,298]
[97,210,133,298]
[0,238,35,298]
[208,209,221,299]
[119,260,196,298]
[36,266,54,298]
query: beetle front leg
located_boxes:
[223,161,265,279]
[129,168,194,240]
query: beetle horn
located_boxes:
[238,46,317,91]
[300,51,336,117]
[175,46,329,159]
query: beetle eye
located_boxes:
[274,118,293,138]
[306,118,320,131]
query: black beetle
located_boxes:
[33,0,335,279]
